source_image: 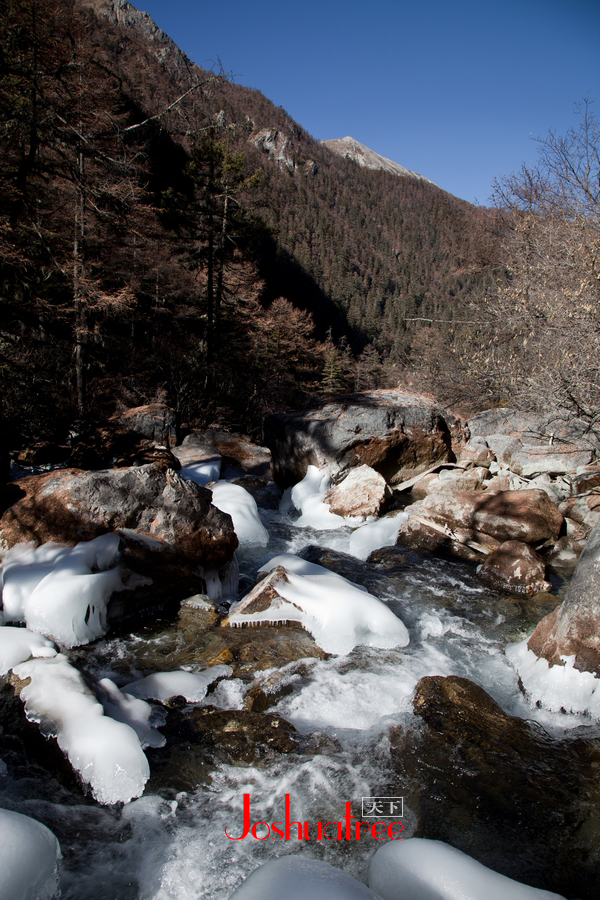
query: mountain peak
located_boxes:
[320,136,435,186]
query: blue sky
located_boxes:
[136,0,599,204]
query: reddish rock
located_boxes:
[324,465,391,518]
[397,507,498,563]
[420,489,563,544]
[477,540,550,594]
[528,518,600,675]
[0,464,237,569]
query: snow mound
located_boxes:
[368,838,566,900]
[258,553,367,591]
[232,554,409,655]
[288,466,362,530]
[14,655,150,805]
[209,481,269,546]
[125,665,233,702]
[179,459,222,486]
[0,534,123,648]
[0,627,56,675]
[228,855,379,900]
[348,514,408,560]
[0,807,61,900]
[507,639,600,719]
[96,678,166,749]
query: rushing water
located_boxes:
[0,499,593,899]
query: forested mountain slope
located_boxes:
[0,0,502,446]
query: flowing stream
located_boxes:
[0,499,591,899]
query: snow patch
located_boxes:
[210,481,269,547]
[229,855,380,900]
[288,466,362,530]
[0,807,61,900]
[0,626,56,675]
[368,837,565,900]
[348,514,407,560]
[125,665,233,703]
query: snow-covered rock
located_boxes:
[14,654,150,805]
[228,554,409,655]
[368,837,565,899]
[209,481,269,546]
[124,665,232,703]
[229,855,379,900]
[0,807,61,900]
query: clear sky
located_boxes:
[135,0,599,205]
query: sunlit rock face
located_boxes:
[528,518,600,675]
[265,389,461,489]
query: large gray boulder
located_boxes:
[528,518,600,675]
[264,389,461,488]
[0,464,237,570]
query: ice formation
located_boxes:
[96,677,166,749]
[507,639,600,719]
[348,513,408,560]
[288,465,361,530]
[14,654,150,805]
[179,458,222,486]
[0,626,56,675]
[0,807,61,900]
[125,665,233,703]
[228,855,380,900]
[232,554,409,655]
[368,838,566,900]
[209,481,269,546]
[0,534,123,648]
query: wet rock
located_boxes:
[476,540,550,594]
[112,403,177,448]
[146,707,303,793]
[394,674,600,897]
[0,464,237,570]
[264,389,459,489]
[323,465,391,517]
[527,518,600,675]
[231,476,282,510]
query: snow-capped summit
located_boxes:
[321,136,435,185]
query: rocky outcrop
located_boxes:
[323,465,391,518]
[0,464,237,569]
[477,540,550,594]
[527,518,600,675]
[265,389,460,489]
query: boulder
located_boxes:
[0,464,237,569]
[510,444,592,477]
[456,436,494,468]
[559,492,600,532]
[210,430,271,478]
[112,403,177,448]
[397,674,600,895]
[476,540,550,594]
[264,389,460,488]
[571,467,600,495]
[527,518,600,675]
[172,432,220,467]
[418,489,564,544]
[397,507,498,563]
[323,464,391,518]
